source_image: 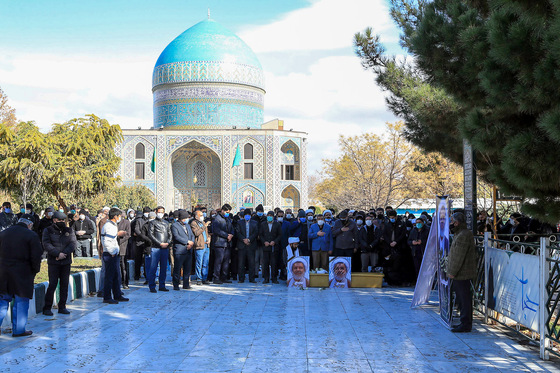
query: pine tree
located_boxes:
[355,0,560,223]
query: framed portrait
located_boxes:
[329,257,352,288]
[287,256,310,289]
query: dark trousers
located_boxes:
[262,250,277,281]
[335,248,354,257]
[103,253,121,301]
[452,279,473,329]
[173,251,192,287]
[120,255,128,286]
[134,243,145,280]
[238,248,255,281]
[44,263,70,311]
[230,243,238,279]
[213,246,230,281]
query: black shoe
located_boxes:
[196,281,202,285]
[213,280,223,284]
[150,289,157,293]
[183,285,191,290]
[134,277,140,281]
[223,279,232,283]
[173,286,180,291]
[12,330,33,337]
[143,281,148,285]
[202,280,211,285]
[115,297,129,302]
[42,309,53,316]
[263,280,270,284]
[159,288,169,292]
[238,280,244,283]
[58,309,70,315]
[96,291,104,298]
[249,280,257,283]
[451,325,472,333]
[122,285,129,290]
[272,280,279,284]
[103,299,118,304]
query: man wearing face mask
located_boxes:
[447,212,477,332]
[133,207,151,281]
[101,208,129,304]
[190,209,211,285]
[0,214,43,337]
[308,214,332,271]
[42,211,77,315]
[323,210,335,227]
[252,204,267,278]
[171,210,195,290]
[331,210,357,257]
[361,216,382,272]
[211,204,234,284]
[354,214,368,272]
[147,206,173,292]
[407,215,429,279]
[259,211,282,284]
[236,209,259,283]
[0,202,17,232]
[381,210,411,286]
[117,211,132,289]
[73,209,95,257]
[291,210,310,258]
[37,206,55,238]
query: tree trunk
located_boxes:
[52,186,67,212]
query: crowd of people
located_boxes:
[0,197,556,337]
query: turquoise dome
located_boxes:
[155,19,262,71]
[152,19,265,129]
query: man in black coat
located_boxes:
[259,211,282,284]
[381,210,413,286]
[0,202,17,232]
[407,216,430,278]
[236,209,259,283]
[132,207,151,281]
[73,209,95,257]
[0,215,42,337]
[212,204,234,284]
[171,210,195,290]
[117,211,131,289]
[42,211,77,315]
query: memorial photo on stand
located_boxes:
[287,256,310,289]
[329,257,352,288]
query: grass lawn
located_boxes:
[35,258,102,284]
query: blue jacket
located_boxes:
[171,221,195,255]
[212,213,234,248]
[280,219,299,249]
[308,223,333,252]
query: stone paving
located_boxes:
[0,281,558,372]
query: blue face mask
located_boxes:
[267,216,273,222]
[223,212,230,218]
[70,210,76,214]
[325,218,332,222]
[300,217,307,223]
[257,212,264,217]
[390,218,396,223]
[244,215,251,221]
[416,223,423,229]
[4,208,11,214]
[20,208,25,214]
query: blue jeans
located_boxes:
[195,247,209,281]
[148,248,168,290]
[0,294,29,335]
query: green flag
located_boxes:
[232,144,241,167]
[150,148,156,173]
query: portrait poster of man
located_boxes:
[436,196,452,327]
[287,256,310,289]
[328,257,352,288]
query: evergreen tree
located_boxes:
[355,0,560,222]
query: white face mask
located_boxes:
[317,220,325,226]
[365,220,373,226]
[144,213,149,218]
[307,216,314,221]
[277,217,283,223]
[25,209,31,214]
[356,219,363,225]
[286,214,292,219]
[198,216,204,222]
[156,213,164,219]
[79,214,85,220]
[117,217,122,223]
[47,211,54,217]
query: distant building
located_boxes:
[116,18,308,210]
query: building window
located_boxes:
[285,165,295,181]
[193,161,206,187]
[244,143,253,160]
[244,163,254,179]
[135,143,145,159]
[135,162,145,180]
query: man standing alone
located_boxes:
[447,212,477,333]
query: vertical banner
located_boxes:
[411,220,438,308]
[436,196,453,328]
[463,139,477,234]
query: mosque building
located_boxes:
[116,18,308,211]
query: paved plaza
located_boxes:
[0,282,558,372]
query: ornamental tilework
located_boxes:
[156,135,166,205]
[223,135,232,204]
[166,135,222,155]
[272,136,281,208]
[122,136,156,181]
[279,136,301,147]
[154,85,264,107]
[266,135,274,207]
[301,139,308,208]
[154,101,263,129]
[235,136,264,180]
[153,61,265,90]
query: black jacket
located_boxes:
[236,219,259,250]
[381,219,408,257]
[363,225,382,253]
[171,221,196,255]
[0,223,43,299]
[408,227,429,257]
[147,218,172,247]
[37,217,53,238]
[332,219,358,250]
[73,218,95,240]
[0,212,17,232]
[212,214,234,248]
[133,216,149,246]
[42,224,77,265]
[140,220,154,254]
[259,221,282,252]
